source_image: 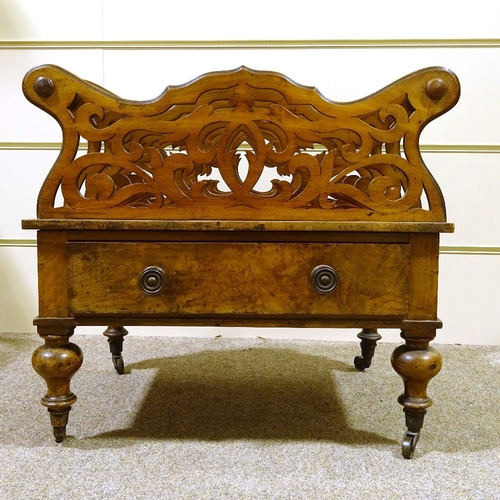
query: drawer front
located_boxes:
[67,242,410,317]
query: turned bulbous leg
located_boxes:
[391,333,442,459]
[32,331,83,442]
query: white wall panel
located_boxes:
[3,48,497,145]
[0,150,57,239]
[3,148,497,248]
[3,248,498,346]
[0,0,103,40]
[102,0,500,40]
[427,153,500,247]
[1,0,498,344]
[0,50,104,142]
[0,246,37,333]
[102,47,500,145]
[439,253,500,345]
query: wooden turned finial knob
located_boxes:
[140,266,166,295]
[425,78,447,100]
[311,265,338,294]
[34,76,55,97]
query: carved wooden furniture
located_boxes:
[22,64,459,458]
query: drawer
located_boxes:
[67,242,410,317]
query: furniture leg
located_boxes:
[390,332,442,458]
[103,326,128,374]
[354,328,382,371]
[31,328,83,442]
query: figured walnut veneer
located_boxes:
[22,65,459,458]
[67,242,410,317]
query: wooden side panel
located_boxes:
[408,233,440,320]
[36,231,69,318]
[67,242,410,318]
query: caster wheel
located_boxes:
[401,431,420,459]
[112,355,124,375]
[354,356,367,371]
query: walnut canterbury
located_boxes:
[23,65,459,459]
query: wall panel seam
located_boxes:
[1,39,500,49]
[2,143,500,153]
[1,241,499,255]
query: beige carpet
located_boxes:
[1,332,499,499]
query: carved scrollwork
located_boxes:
[23,65,460,221]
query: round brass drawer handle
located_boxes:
[140,266,166,295]
[311,265,338,294]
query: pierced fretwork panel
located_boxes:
[23,65,460,221]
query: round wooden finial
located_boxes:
[34,76,55,97]
[425,78,447,100]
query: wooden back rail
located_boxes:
[22,65,459,224]
[22,65,460,458]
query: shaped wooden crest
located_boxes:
[23,65,460,222]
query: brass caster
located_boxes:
[112,355,124,375]
[401,430,420,459]
[53,426,66,443]
[354,355,369,371]
[354,328,380,371]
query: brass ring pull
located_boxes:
[140,266,166,295]
[311,265,338,294]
